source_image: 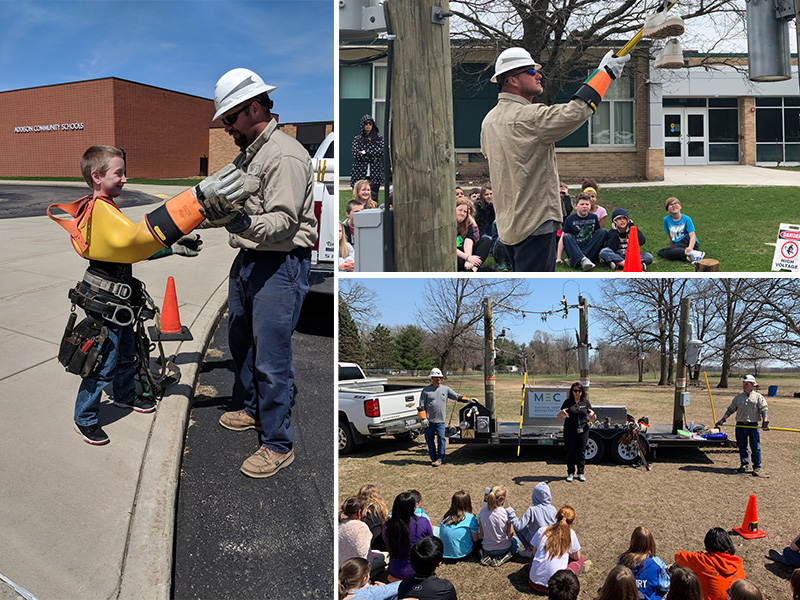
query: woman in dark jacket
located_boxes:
[350,114,384,204]
[558,382,596,482]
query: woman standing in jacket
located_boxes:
[558,382,596,482]
[351,115,384,205]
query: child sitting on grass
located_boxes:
[599,208,653,270]
[478,486,519,566]
[397,536,457,600]
[557,193,608,271]
[657,197,704,263]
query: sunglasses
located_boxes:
[221,103,251,127]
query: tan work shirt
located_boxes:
[480,93,592,246]
[725,391,768,423]
[228,119,318,252]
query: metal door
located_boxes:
[664,108,708,165]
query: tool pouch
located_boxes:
[58,311,109,378]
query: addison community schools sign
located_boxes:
[14,122,85,133]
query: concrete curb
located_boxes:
[117,282,229,600]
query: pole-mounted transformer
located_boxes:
[746,0,795,82]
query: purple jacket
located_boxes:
[383,516,434,579]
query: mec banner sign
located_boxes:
[772,223,800,272]
[524,387,570,426]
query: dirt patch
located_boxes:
[339,377,800,599]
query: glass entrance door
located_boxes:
[664,109,708,165]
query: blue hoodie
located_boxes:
[507,482,558,548]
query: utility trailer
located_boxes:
[448,386,729,465]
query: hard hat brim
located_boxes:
[491,61,543,83]
[213,84,277,121]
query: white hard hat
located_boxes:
[491,47,542,83]
[213,68,277,121]
[742,374,757,385]
[429,368,443,378]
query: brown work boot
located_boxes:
[241,446,295,478]
[219,409,262,431]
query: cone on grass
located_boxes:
[150,276,193,341]
[623,226,643,272]
[733,494,767,539]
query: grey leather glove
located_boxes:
[195,164,259,225]
[172,233,203,257]
[598,50,630,80]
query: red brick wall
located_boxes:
[0,78,214,179]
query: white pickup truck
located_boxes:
[338,362,426,454]
[308,131,335,294]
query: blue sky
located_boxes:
[0,0,333,123]
[343,276,613,343]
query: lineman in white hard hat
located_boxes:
[211,67,319,479]
[419,368,471,466]
[481,47,630,272]
[715,375,769,476]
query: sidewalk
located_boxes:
[340,164,800,190]
[0,187,233,600]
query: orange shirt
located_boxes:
[674,550,745,600]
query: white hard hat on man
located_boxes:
[213,68,277,121]
[490,47,542,83]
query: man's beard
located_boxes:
[231,130,249,150]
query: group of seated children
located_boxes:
[339,482,793,600]
[557,177,703,271]
[340,179,380,271]
[455,184,510,272]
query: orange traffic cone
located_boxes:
[623,226,643,272]
[153,276,193,341]
[733,494,767,539]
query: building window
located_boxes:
[590,75,634,146]
[341,65,371,99]
[373,64,388,134]
[755,97,800,165]
[708,106,739,163]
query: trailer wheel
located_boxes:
[612,434,649,465]
[584,434,605,463]
[339,417,355,455]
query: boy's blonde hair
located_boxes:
[664,197,680,211]
[81,145,123,188]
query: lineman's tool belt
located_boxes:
[47,189,206,264]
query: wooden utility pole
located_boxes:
[577,295,590,401]
[387,0,457,271]
[672,297,691,434]
[483,297,496,432]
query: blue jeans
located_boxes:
[598,247,654,265]
[735,422,761,469]
[424,422,447,462]
[782,546,800,567]
[562,230,608,265]
[483,537,519,557]
[74,321,136,426]
[228,249,310,453]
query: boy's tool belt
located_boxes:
[46,190,206,264]
[58,310,109,378]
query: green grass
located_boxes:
[340,185,799,272]
[0,175,201,186]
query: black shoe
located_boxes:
[738,464,749,473]
[114,395,156,414]
[74,422,110,445]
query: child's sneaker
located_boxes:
[74,422,110,445]
[580,257,595,271]
[114,395,156,413]
[479,550,492,566]
[608,261,617,271]
[642,11,685,39]
[642,262,648,271]
[494,552,513,567]
[564,258,572,268]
